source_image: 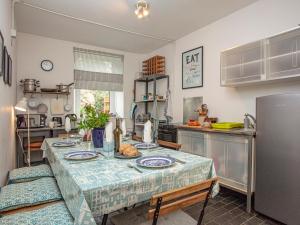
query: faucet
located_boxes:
[244,113,256,129]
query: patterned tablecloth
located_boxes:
[42,138,219,225]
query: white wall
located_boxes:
[147,0,300,123]
[0,0,17,186]
[17,32,141,128]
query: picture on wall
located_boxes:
[3,47,9,84]
[8,55,12,86]
[182,46,203,89]
[0,31,3,76]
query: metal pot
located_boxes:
[56,82,74,93]
[20,79,40,92]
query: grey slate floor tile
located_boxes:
[107,187,284,225]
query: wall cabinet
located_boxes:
[221,27,300,86]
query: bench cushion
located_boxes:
[0,202,74,225]
[8,164,53,184]
[0,177,62,212]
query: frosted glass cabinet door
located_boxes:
[207,136,226,178]
[267,28,300,78]
[191,132,207,157]
[178,130,192,154]
[226,137,248,185]
[178,131,207,156]
[221,40,264,86]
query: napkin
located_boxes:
[65,117,71,133]
[143,120,152,143]
[105,121,113,143]
[121,119,126,136]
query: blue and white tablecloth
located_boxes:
[42,138,219,225]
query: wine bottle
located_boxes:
[113,118,123,153]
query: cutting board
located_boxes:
[50,98,64,115]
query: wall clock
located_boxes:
[41,59,54,72]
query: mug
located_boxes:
[49,121,55,129]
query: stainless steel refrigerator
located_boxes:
[255,94,300,225]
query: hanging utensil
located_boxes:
[64,95,72,112]
[27,97,40,109]
[56,82,74,93]
[37,103,48,114]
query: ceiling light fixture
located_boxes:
[135,0,149,19]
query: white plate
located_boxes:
[64,151,98,160]
[136,155,176,168]
[52,141,77,147]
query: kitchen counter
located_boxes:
[177,125,256,137]
[177,124,255,213]
[17,127,78,133]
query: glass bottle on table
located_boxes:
[113,118,123,154]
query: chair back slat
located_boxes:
[150,178,217,206]
[132,135,143,142]
[148,191,208,219]
[157,140,182,150]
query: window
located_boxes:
[73,48,124,117]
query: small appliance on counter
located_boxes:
[52,117,63,127]
[16,114,47,128]
[158,123,178,143]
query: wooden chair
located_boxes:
[111,177,218,225]
[157,140,182,150]
[132,135,143,142]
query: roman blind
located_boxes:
[74,47,124,91]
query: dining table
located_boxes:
[41,138,219,225]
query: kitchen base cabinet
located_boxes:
[178,130,207,157]
[177,128,254,212]
[207,134,249,192]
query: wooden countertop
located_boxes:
[177,125,256,137]
[17,127,78,133]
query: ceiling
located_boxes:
[15,0,258,53]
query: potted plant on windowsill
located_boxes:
[78,104,110,148]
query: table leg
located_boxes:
[246,137,253,213]
[102,214,108,225]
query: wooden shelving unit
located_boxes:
[142,55,165,76]
[23,91,71,95]
[133,74,169,134]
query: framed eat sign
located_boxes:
[182,46,203,89]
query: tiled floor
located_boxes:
[106,187,283,225]
[183,187,283,225]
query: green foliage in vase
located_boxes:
[78,104,110,130]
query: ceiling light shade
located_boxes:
[143,8,149,16]
[135,0,149,19]
[15,97,28,112]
